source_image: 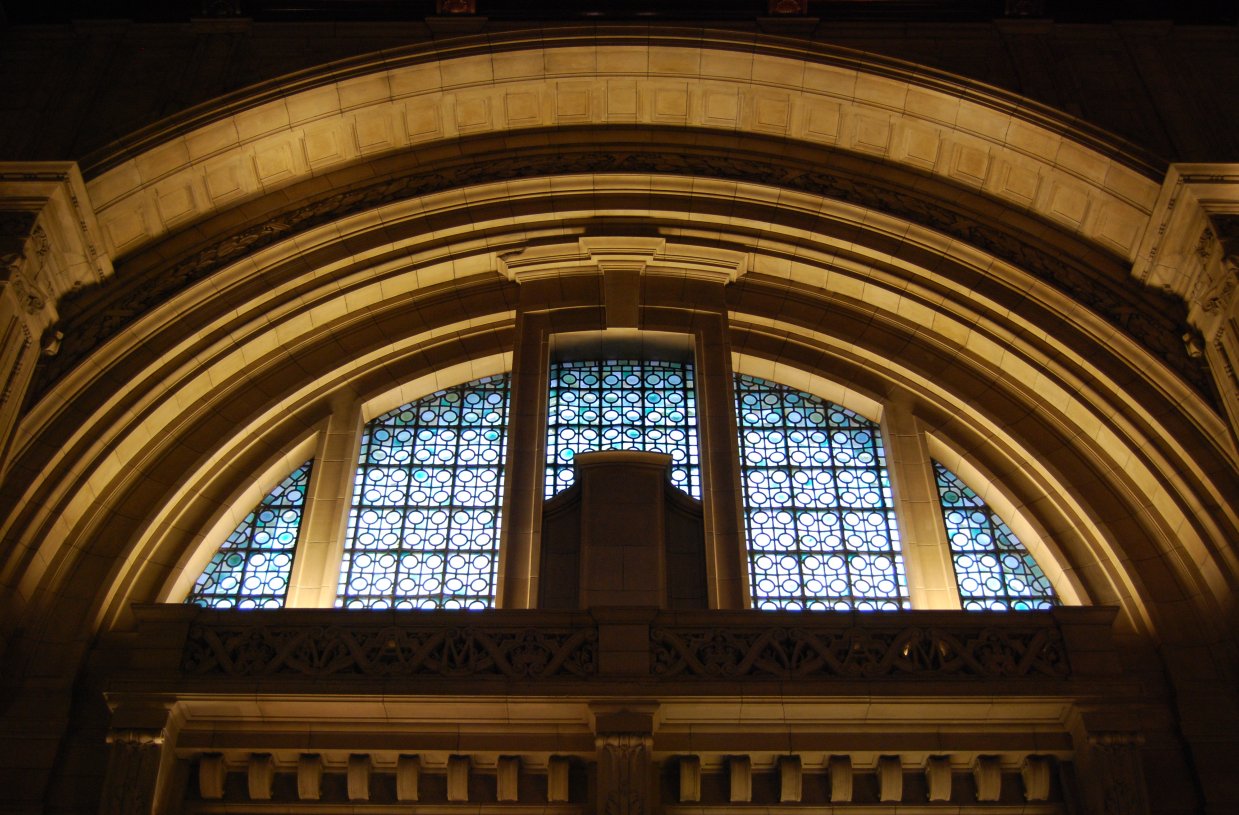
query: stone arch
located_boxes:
[1,29,1236,815]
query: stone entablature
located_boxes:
[98,604,1144,813]
[113,603,1118,689]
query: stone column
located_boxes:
[98,704,177,815]
[0,163,112,480]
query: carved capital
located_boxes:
[100,728,165,815]
[0,162,114,330]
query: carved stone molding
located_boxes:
[35,148,1207,400]
[0,164,113,327]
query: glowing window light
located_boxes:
[545,359,699,498]
[187,461,313,608]
[735,375,908,610]
[337,375,510,609]
[933,461,1058,610]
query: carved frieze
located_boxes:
[175,611,1078,682]
[35,148,1208,400]
[183,622,598,678]
[650,623,1070,679]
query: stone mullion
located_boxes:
[692,310,748,610]
[285,397,365,608]
[880,399,961,610]
[497,307,551,609]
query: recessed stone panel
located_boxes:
[155,181,198,224]
[852,114,891,155]
[1094,202,1143,255]
[952,143,991,185]
[101,207,148,254]
[703,90,739,126]
[252,139,298,184]
[504,91,543,127]
[901,125,940,167]
[203,157,251,203]
[803,101,841,141]
[1049,182,1090,226]
[303,125,347,166]
[405,100,444,140]
[996,161,1041,204]
[454,94,493,132]
[606,81,640,121]
[354,111,396,154]
[653,85,689,123]
[753,94,791,134]
[555,83,593,123]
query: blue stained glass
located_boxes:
[546,360,699,498]
[735,375,908,610]
[933,461,1058,610]
[187,461,313,609]
[338,375,510,609]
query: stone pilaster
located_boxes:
[98,704,176,815]
[1086,732,1151,815]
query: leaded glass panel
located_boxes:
[546,359,699,498]
[933,461,1058,610]
[338,375,510,609]
[187,461,313,608]
[735,375,908,610]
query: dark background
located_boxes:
[1,0,1236,25]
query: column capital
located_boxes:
[0,162,113,337]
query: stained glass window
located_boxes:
[933,461,1057,610]
[187,461,313,608]
[546,359,699,498]
[338,375,510,609]
[735,375,908,610]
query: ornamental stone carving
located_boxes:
[597,734,652,815]
[36,150,1207,399]
[183,622,598,678]
[650,623,1070,679]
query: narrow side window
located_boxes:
[187,460,314,608]
[933,461,1058,610]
